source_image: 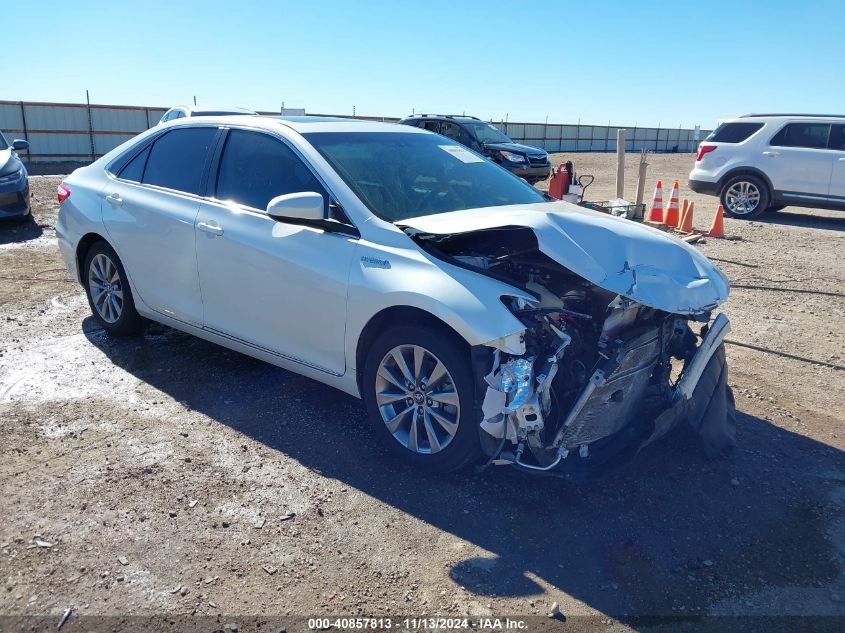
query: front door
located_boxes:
[194,128,358,375]
[828,124,845,199]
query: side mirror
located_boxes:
[12,140,30,151]
[266,192,324,221]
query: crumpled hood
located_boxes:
[0,149,22,177]
[483,142,547,156]
[401,201,730,315]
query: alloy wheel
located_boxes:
[88,253,124,324]
[374,344,460,454]
[724,181,761,215]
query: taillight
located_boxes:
[57,183,71,203]
[696,145,717,161]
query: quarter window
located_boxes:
[142,127,217,194]
[706,122,763,143]
[770,123,831,149]
[118,146,150,182]
[215,129,327,213]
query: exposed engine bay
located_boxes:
[409,226,734,475]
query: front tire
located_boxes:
[83,241,144,335]
[362,325,481,473]
[720,174,770,219]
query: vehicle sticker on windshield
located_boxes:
[438,145,484,163]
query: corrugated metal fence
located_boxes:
[0,100,711,163]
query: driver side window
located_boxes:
[215,129,328,214]
[440,122,476,150]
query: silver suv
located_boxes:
[689,114,845,218]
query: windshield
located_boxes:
[463,121,512,144]
[304,132,545,222]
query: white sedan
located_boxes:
[56,115,735,476]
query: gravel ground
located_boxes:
[1,158,844,630]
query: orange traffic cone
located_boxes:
[707,204,725,238]
[646,180,664,223]
[666,198,684,228]
[678,201,695,233]
[665,181,680,226]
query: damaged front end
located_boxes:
[409,222,735,477]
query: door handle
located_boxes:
[762,151,780,157]
[197,221,224,236]
[105,193,123,206]
[839,157,845,162]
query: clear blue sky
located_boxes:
[6,0,843,127]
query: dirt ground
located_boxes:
[1,154,844,631]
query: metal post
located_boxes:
[18,101,30,163]
[85,90,95,162]
[543,115,548,151]
[144,107,150,129]
[616,129,626,198]
[635,150,649,206]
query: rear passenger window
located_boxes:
[118,146,150,182]
[420,120,440,132]
[142,127,217,194]
[215,129,327,213]
[770,123,831,149]
[706,122,763,143]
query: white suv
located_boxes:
[689,114,845,218]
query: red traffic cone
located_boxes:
[665,181,680,226]
[646,180,664,223]
[707,204,726,238]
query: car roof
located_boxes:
[401,114,483,122]
[167,114,423,134]
[722,114,845,123]
[739,113,845,119]
[166,105,257,115]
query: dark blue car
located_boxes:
[399,115,552,184]
[0,130,31,220]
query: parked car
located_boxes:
[158,105,257,124]
[399,114,552,184]
[689,114,845,218]
[0,130,31,221]
[57,115,734,477]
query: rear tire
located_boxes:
[83,241,144,336]
[362,324,481,473]
[720,174,770,219]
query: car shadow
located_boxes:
[83,321,845,620]
[757,209,845,231]
[0,214,42,245]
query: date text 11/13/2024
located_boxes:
[307,617,529,630]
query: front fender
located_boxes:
[345,240,531,372]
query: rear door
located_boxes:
[828,124,845,199]
[102,126,218,325]
[764,122,834,197]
